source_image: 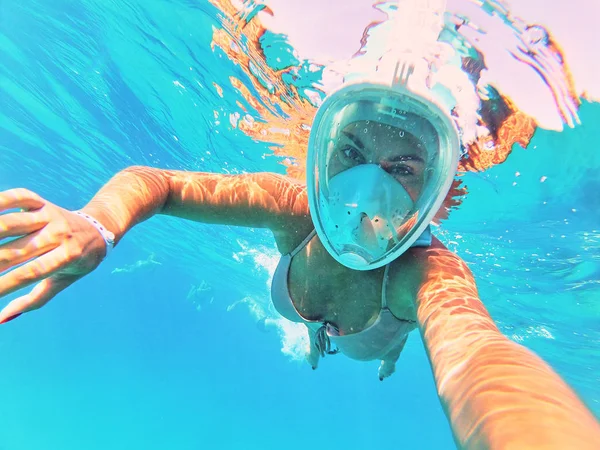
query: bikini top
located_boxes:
[270,228,431,361]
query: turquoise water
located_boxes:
[1,1,599,449]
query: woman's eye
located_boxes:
[388,164,414,176]
[339,146,365,165]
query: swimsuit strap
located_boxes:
[380,226,431,310]
[381,263,391,309]
[290,229,317,258]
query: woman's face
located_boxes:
[327,120,428,200]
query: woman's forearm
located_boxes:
[429,329,600,449]
[80,166,172,244]
[416,247,600,449]
[80,166,307,244]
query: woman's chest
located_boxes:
[287,242,417,333]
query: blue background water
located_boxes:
[1,1,599,449]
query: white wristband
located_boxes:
[75,211,116,257]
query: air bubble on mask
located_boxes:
[363,128,368,133]
[399,130,405,138]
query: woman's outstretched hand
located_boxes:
[0,188,109,323]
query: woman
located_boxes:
[1,70,599,449]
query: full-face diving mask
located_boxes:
[306,64,460,271]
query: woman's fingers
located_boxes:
[0,246,69,298]
[0,194,101,324]
[0,229,57,273]
[0,211,48,239]
[0,188,46,213]
[0,276,75,323]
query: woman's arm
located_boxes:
[81,166,309,242]
[414,243,600,449]
[0,167,308,321]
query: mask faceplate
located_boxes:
[306,82,460,270]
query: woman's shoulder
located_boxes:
[415,238,474,282]
[386,237,471,317]
[260,174,313,254]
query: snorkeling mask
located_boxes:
[306,60,460,270]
